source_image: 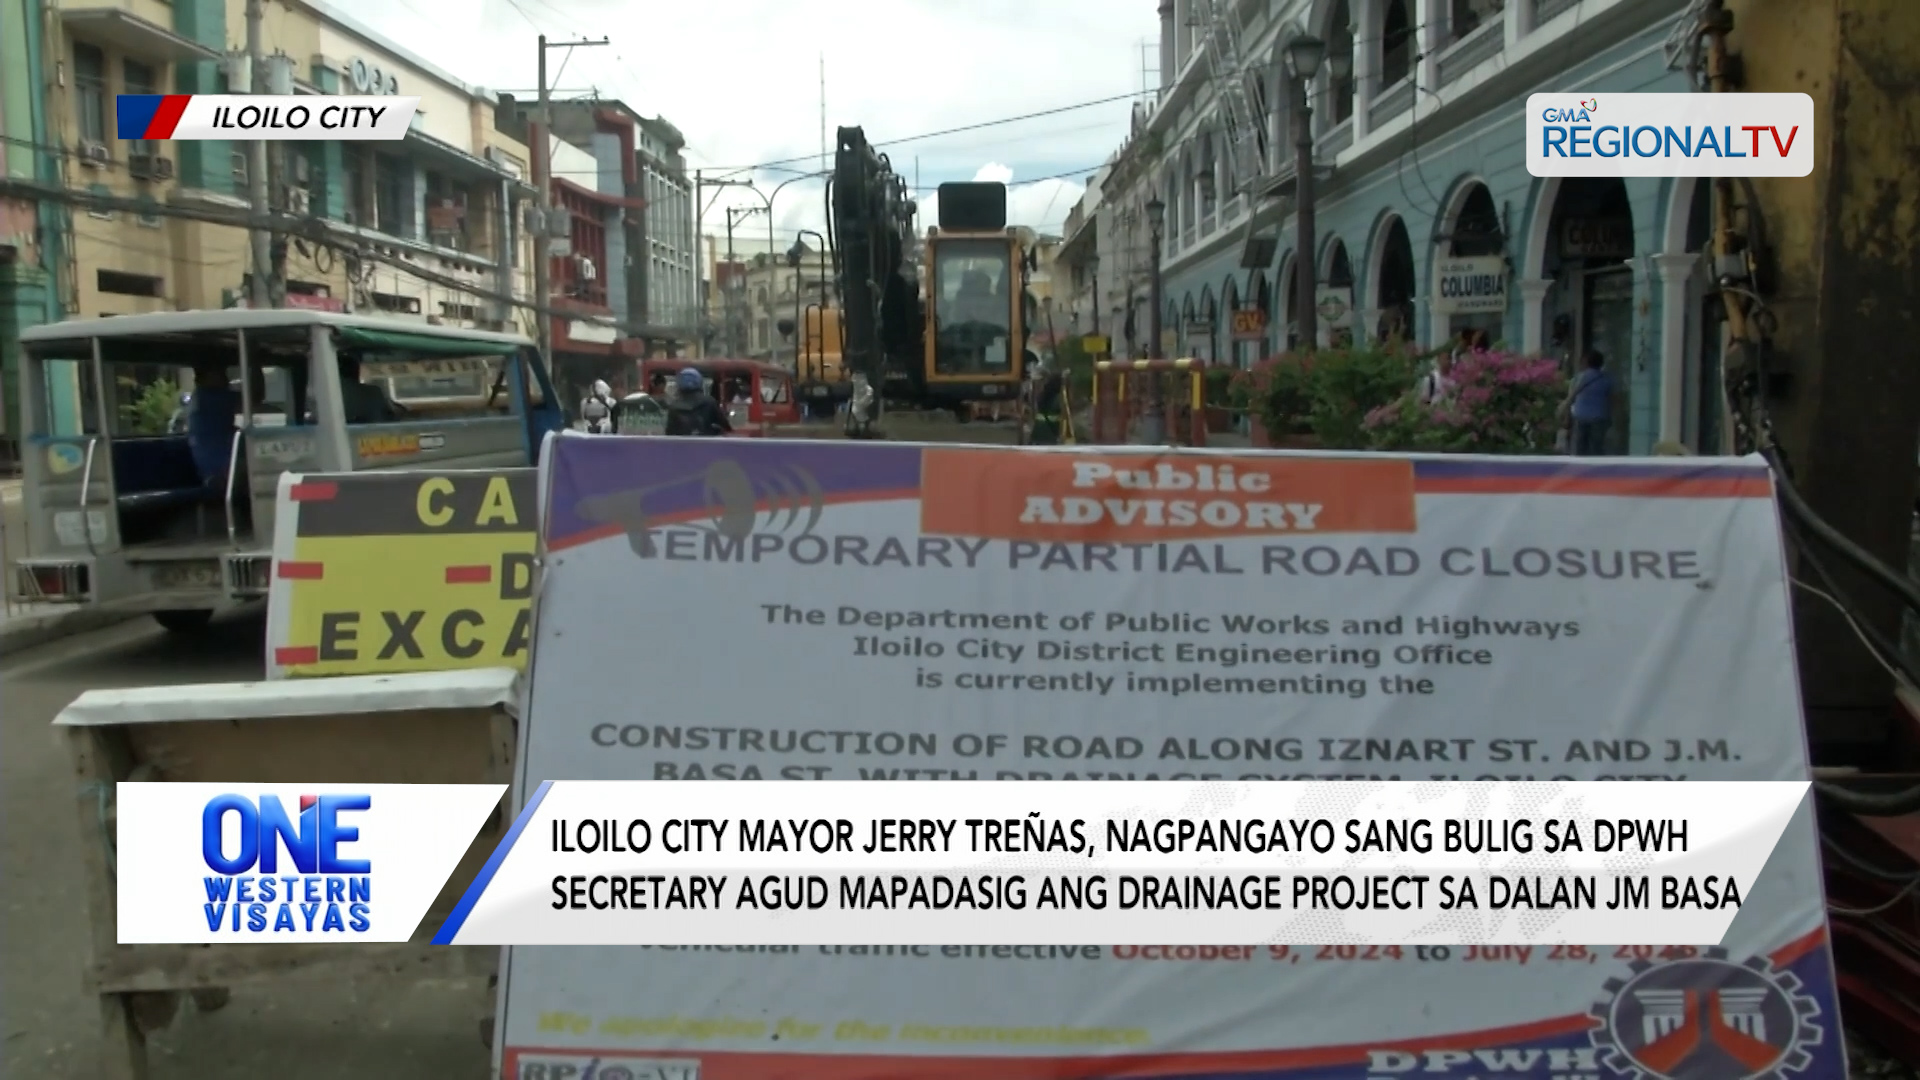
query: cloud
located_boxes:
[318,0,1146,260]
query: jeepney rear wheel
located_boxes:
[153,609,215,634]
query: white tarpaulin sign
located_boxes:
[501,433,1841,1080]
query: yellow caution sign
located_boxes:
[266,469,538,678]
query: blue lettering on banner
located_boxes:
[199,794,373,933]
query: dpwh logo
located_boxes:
[1590,947,1823,1080]
[200,793,374,934]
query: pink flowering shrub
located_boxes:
[1362,349,1568,453]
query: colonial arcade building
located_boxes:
[1100,0,1723,454]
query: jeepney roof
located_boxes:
[18,308,536,347]
[643,358,790,376]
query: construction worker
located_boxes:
[664,368,732,437]
[1029,370,1067,446]
[581,379,616,434]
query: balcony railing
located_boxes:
[1438,20,1507,86]
[1535,0,1578,25]
[1372,80,1416,126]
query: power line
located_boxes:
[700,90,1150,176]
[0,177,698,340]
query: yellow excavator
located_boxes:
[827,124,1038,438]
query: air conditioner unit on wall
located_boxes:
[79,141,110,168]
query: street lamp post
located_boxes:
[725,205,764,355]
[1088,254,1102,341]
[1145,196,1166,360]
[1286,32,1327,351]
[786,239,806,370]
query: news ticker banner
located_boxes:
[498,435,1840,1079]
[427,780,1805,947]
[264,469,537,678]
[116,95,417,141]
[115,784,505,943]
[1527,92,1814,177]
[110,779,1805,946]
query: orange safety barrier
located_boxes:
[1089,357,1209,448]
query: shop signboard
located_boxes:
[1431,255,1509,315]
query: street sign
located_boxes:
[1081,334,1110,355]
[1230,307,1268,341]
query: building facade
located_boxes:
[1102,0,1715,455]
[0,0,539,458]
[736,240,832,365]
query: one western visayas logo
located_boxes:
[270,469,537,676]
[201,793,373,933]
[919,450,1417,542]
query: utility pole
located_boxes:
[244,0,271,308]
[694,168,705,355]
[533,34,610,368]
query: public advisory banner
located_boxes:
[502,433,1842,1080]
[265,469,537,678]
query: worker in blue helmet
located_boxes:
[664,367,731,437]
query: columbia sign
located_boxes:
[1526,92,1814,178]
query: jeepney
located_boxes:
[13,309,564,633]
[639,358,800,435]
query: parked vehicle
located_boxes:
[12,308,564,633]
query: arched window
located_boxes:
[1197,130,1218,220]
[1380,0,1414,89]
[1327,0,1356,125]
[1450,0,1505,43]
[1373,217,1416,342]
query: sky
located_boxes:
[324,0,1161,257]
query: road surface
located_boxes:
[0,612,492,1079]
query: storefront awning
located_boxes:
[59,8,220,63]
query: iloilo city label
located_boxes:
[1526,92,1814,177]
[115,94,418,141]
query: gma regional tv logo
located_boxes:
[201,793,373,934]
[919,449,1416,544]
[1526,92,1814,178]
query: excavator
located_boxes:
[827,125,1038,438]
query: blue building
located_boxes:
[1092,0,1720,454]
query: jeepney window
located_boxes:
[338,352,518,425]
[759,376,790,404]
[34,354,102,437]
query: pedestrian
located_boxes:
[580,379,616,434]
[663,368,732,437]
[1563,350,1615,456]
[1418,351,1457,407]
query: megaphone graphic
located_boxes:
[573,458,824,558]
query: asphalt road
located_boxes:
[0,610,493,1079]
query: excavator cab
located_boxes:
[922,182,1028,410]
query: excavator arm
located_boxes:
[828,126,922,435]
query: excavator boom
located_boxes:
[829,126,922,403]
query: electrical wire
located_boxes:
[700,92,1152,175]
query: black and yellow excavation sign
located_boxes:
[268,469,539,677]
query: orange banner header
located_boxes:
[919,450,1418,542]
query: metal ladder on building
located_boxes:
[1193,0,1270,205]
